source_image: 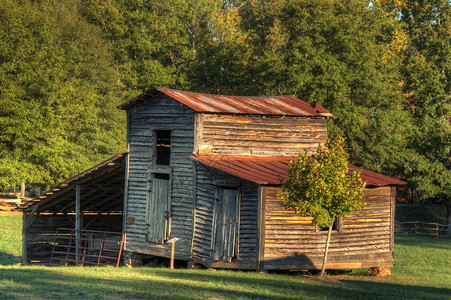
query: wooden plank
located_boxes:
[22,213,28,264]
[257,186,266,271]
[75,184,81,264]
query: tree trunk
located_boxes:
[320,221,334,276]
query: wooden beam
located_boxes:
[59,188,99,212]
[83,193,123,211]
[22,204,39,234]
[75,184,81,264]
[30,162,124,211]
[22,213,28,265]
[190,160,197,257]
[257,186,266,271]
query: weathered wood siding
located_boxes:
[195,114,327,156]
[124,95,195,259]
[192,163,259,269]
[263,186,395,270]
[24,214,122,263]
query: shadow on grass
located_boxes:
[0,267,450,299]
[0,252,21,266]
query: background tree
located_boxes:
[79,0,223,93]
[279,137,366,276]
[234,0,413,177]
[0,0,125,189]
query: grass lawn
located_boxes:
[1,213,450,299]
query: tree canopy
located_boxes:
[0,0,125,188]
[279,136,366,275]
[0,0,449,206]
[279,137,366,228]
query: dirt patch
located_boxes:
[302,275,350,286]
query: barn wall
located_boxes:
[24,214,122,263]
[195,114,327,156]
[124,95,195,259]
[263,186,395,270]
[192,163,259,269]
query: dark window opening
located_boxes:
[154,173,170,180]
[318,216,342,232]
[320,220,337,231]
[156,130,171,165]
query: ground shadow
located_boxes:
[0,252,21,266]
[0,266,449,299]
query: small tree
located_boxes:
[279,136,366,276]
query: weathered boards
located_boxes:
[117,87,405,270]
[19,86,405,270]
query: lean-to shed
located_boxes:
[118,86,405,270]
[19,153,125,264]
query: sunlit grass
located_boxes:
[1,213,450,299]
[0,212,22,265]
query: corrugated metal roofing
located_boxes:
[192,154,405,187]
[118,86,335,117]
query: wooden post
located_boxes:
[167,237,180,270]
[75,184,81,264]
[20,181,26,198]
[22,213,28,265]
[257,186,266,271]
[170,243,175,269]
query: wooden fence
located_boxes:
[395,221,450,238]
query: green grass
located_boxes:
[1,213,450,299]
[0,212,22,265]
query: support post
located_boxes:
[22,213,28,265]
[167,237,180,270]
[20,181,26,198]
[75,184,81,264]
[170,243,175,270]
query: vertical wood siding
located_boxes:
[193,163,259,266]
[196,114,327,155]
[125,95,195,259]
[263,186,395,270]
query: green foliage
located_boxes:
[0,0,125,188]
[279,137,366,228]
[79,0,223,92]
[235,0,413,175]
[0,0,449,205]
[397,1,451,203]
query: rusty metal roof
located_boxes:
[191,154,405,187]
[118,86,335,117]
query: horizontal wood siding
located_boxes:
[193,163,259,267]
[263,186,394,270]
[125,95,195,260]
[197,114,327,156]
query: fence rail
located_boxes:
[50,228,125,267]
[395,221,450,238]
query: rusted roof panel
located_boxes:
[192,154,405,187]
[118,86,335,117]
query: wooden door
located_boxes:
[211,188,240,262]
[146,177,171,244]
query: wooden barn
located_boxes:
[116,86,405,270]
